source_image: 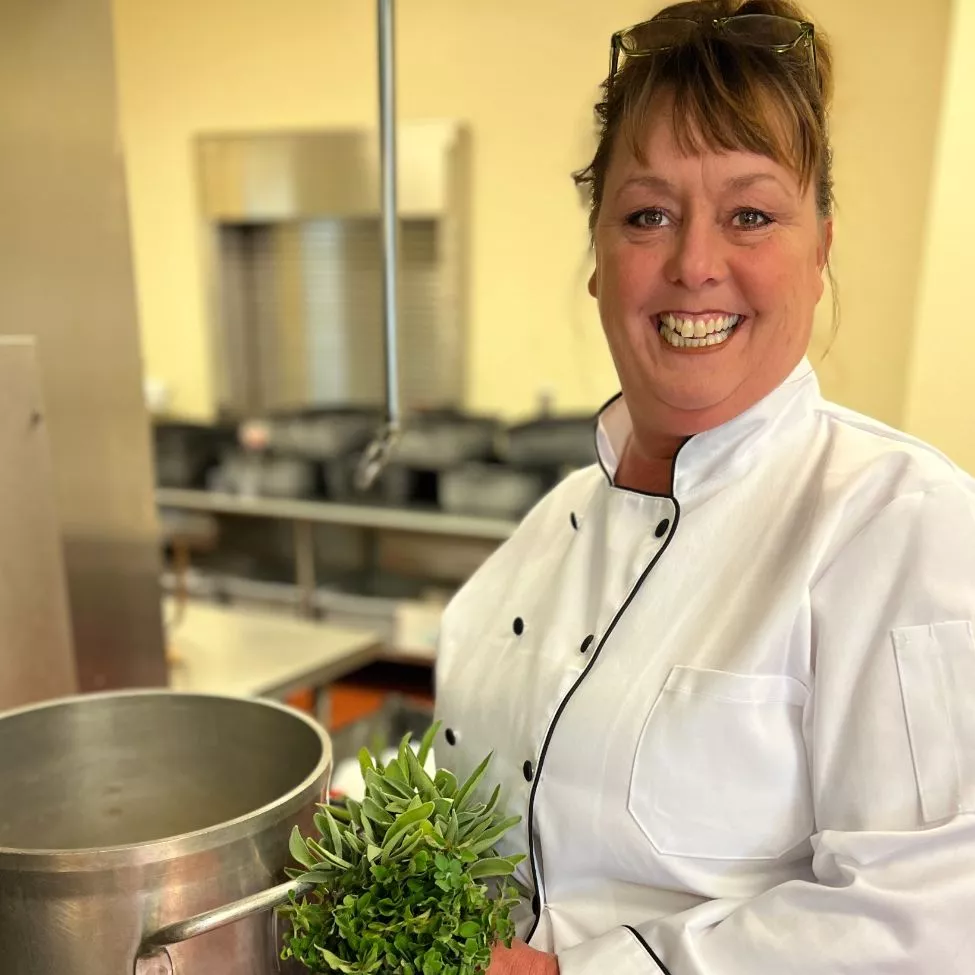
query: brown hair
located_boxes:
[574,0,835,235]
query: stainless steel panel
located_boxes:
[0,0,166,690]
[0,339,78,709]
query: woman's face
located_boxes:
[590,102,832,444]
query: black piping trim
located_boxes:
[624,925,673,975]
[594,390,624,487]
[524,437,688,942]
[593,391,693,500]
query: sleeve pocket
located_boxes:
[893,621,975,824]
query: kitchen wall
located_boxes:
[905,0,975,473]
[114,0,952,431]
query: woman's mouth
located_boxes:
[656,312,744,349]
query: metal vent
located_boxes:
[200,123,469,417]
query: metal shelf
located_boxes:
[155,488,517,542]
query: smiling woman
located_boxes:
[434,2,975,975]
[578,0,834,491]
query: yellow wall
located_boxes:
[113,0,950,425]
[906,0,975,472]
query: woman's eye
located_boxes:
[626,208,671,229]
[732,209,773,229]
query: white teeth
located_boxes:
[660,312,741,335]
[658,314,741,350]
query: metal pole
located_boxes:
[356,0,402,490]
[378,0,401,429]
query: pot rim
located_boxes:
[0,689,332,872]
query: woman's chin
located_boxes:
[651,384,746,434]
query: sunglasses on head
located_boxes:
[609,13,818,89]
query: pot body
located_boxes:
[0,691,331,975]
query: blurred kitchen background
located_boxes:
[1,0,972,768]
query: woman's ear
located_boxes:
[818,218,834,272]
[588,266,598,298]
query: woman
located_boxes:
[436,1,975,972]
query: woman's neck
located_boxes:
[614,432,685,496]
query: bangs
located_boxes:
[618,36,822,196]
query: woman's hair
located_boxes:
[574,0,834,235]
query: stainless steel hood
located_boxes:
[196,121,470,419]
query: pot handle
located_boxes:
[138,878,314,955]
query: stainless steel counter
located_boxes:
[165,599,380,703]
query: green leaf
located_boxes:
[318,947,359,973]
[422,947,444,975]
[417,818,447,849]
[482,783,501,817]
[295,868,333,884]
[362,814,377,844]
[433,797,453,822]
[468,856,517,879]
[454,753,493,810]
[366,842,383,862]
[445,810,459,847]
[433,768,458,798]
[397,730,414,767]
[386,827,428,863]
[361,796,395,826]
[405,742,438,802]
[417,720,441,766]
[359,746,376,779]
[289,825,315,869]
[385,757,410,786]
[309,841,353,871]
[458,921,480,939]
[345,798,363,830]
[457,812,496,846]
[322,807,345,857]
[343,829,365,854]
[322,801,352,824]
[366,767,413,800]
[464,816,521,856]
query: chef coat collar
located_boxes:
[595,357,820,499]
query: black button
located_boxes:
[581,634,595,654]
[655,518,671,538]
[570,512,579,530]
[444,728,457,746]
[523,760,534,782]
[531,893,541,914]
[513,617,525,636]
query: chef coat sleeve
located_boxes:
[557,481,975,974]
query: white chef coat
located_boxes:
[434,358,975,973]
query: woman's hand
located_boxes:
[488,939,559,975]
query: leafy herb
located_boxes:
[279,721,526,974]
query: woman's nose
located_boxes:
[664,219,728,291]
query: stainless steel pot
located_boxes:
[0,690,332,975]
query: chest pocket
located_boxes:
[628,666,813,861]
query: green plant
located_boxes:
[279,721,526,974]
